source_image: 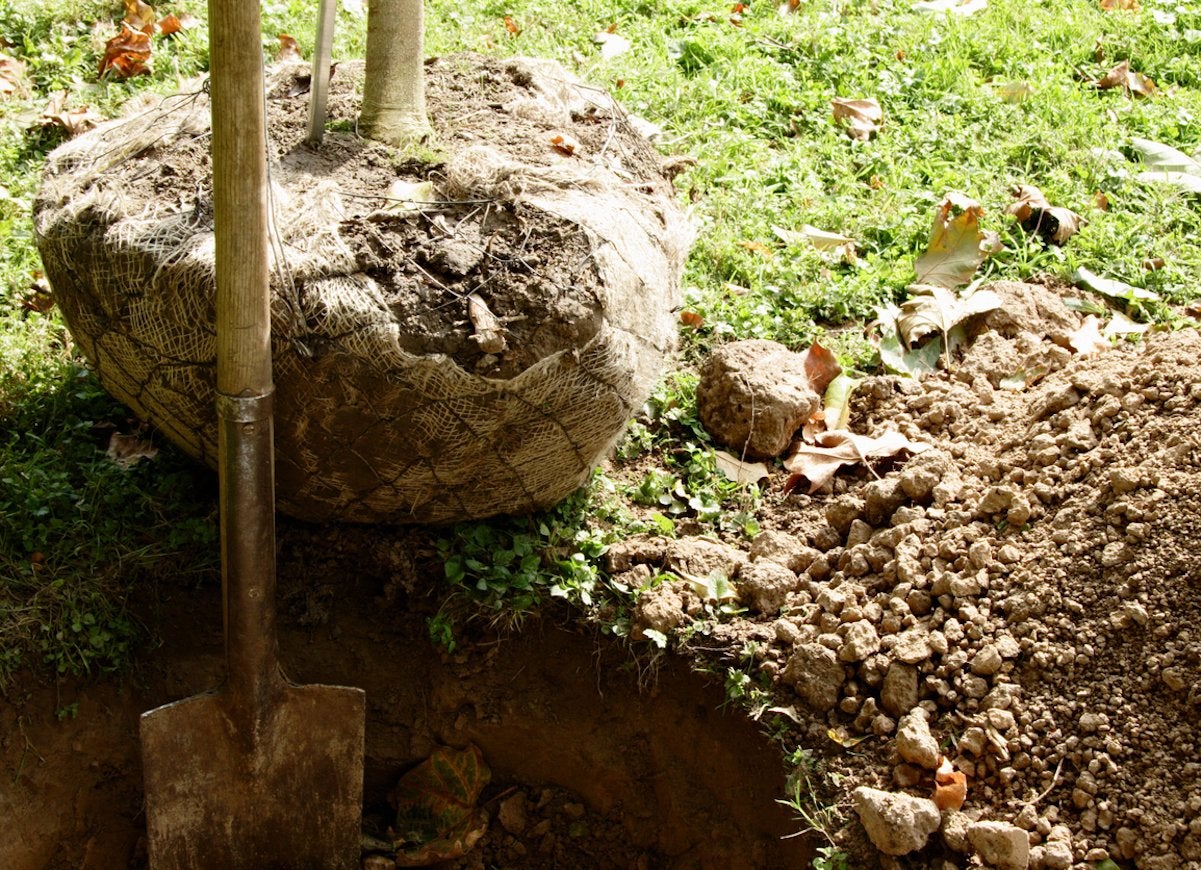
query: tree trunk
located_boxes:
[360,0,431,145]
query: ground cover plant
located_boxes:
[2,0,1201,866]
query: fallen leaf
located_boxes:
[800,341,842,396]
[679,310,704,328]
[106,429,158,468]
[1135,169,1201,194]
[1069,314,1110,354]
[549,131,581,156]
[933,757,968,811]
[714,450,770,485]
[1131,137,1201,174]
[20,272,55,313]
[999,366,1048,390]
[276,34,303,62]
[156,12,197,35]
[1073,266,1160,303]
[827,727,869,748]
[1143,256,1164,271]
[383,179,433,213]
[772,224,856,253]
[874,303,941,378]
[737,240,774,258]
[1100,0,1140,10]
[783,429,930,494]
[912,0,988,15]
[1104,310,1150,337]
[392,744,491,866]
[341,0,367,16]
[99,23,152,78]
[779,0,803,13]
[992,80,1034,103]
[897,284,1003,367]
[123,0,157,34]
[1006,184,1085,245]
[0,53,28,100]
[1094,60,1156,97]
[914,192,1001,288]
[594,31,631,59]
[821,373,861,432]
[831,97,883,140]
[767,705,803,723]
[1093,190,1109,210]
[39,91,105,136]
[503,15,521,36]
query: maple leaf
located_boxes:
[914,192,1001,288]
[831,97,883,140]
[1094,60,1156,97]
[1006,184,1085,245]
[99,23,152,78]
[897,284,1002,370]
[783,429,930,494]
[122,0,157,35]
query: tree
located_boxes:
[359,0,431,145]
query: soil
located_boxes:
[9,54,1201,870]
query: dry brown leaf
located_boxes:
[156,12,197,35]
[782,429,930,494]
[933,756,968,811]
[1068,314,1109,355]
[39,91,105,136]
[714,450,770,485]
[122,0,157,35]
[504,15,521,36]
[1095,60,1156,97]
[99,23,152,78]
[737,240,774,258]
[1100,0,1140,10]
[549,132,580,156]
[276,34,303,62]
[1006,184,1085,246]
[106,429,159,468]
[831,97,883,140]
[0,53,28,100]
[800,341,842,396]
[1093,190,1110,211]
[679,310,704,328]
[467,294,507,353]
[20,272,55,314]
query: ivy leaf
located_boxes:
[914,193,1001,288]
[392,744,491,867]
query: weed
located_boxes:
[779,748,848,857]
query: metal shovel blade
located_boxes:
[141,682,365,868]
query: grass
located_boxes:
[3,0,1201,686]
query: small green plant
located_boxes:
[779,748,848,862]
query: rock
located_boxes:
[895,708,940,769]
[736,560,800,615]
[498,792,529,835]
[838,621,881,662]
[748,530,819,573]
[892,628,933,664]
[941,810,972,852]
[663,537,747,578]
[881,662,920,716]
[781,643,845,712]
[696,340,820,458]
[970,643,1004,676]
[1039,825,1073,869]
[629,583,687,641]
[852,786,941,856]
[968,820,1030,870]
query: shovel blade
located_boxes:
[141,683,365,869]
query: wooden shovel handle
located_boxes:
[209,0,280,719]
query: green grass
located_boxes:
[3,0,1201,682]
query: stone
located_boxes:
[748,530,819,573]
[696,340,820,458]
[970,644,1004,676]
[838,621,881,662]
[892,628,933,664]
[781,643,845,712]
[1039,825,1073,869]
[941,810,972,853]
[498,792,529,835]
[852,787,941,856]
[736,560,800,615]
[896,708,941,769]
[881,662,920,717]
[968,820,1031,870]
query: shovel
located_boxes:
[140,1,365,866]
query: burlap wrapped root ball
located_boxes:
[33,55,691,523]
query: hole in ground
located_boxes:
[0,581,814,869]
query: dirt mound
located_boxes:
[619,280,1201,867]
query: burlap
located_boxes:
[34,59,690,523]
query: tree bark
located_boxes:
[360,0,431,146]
